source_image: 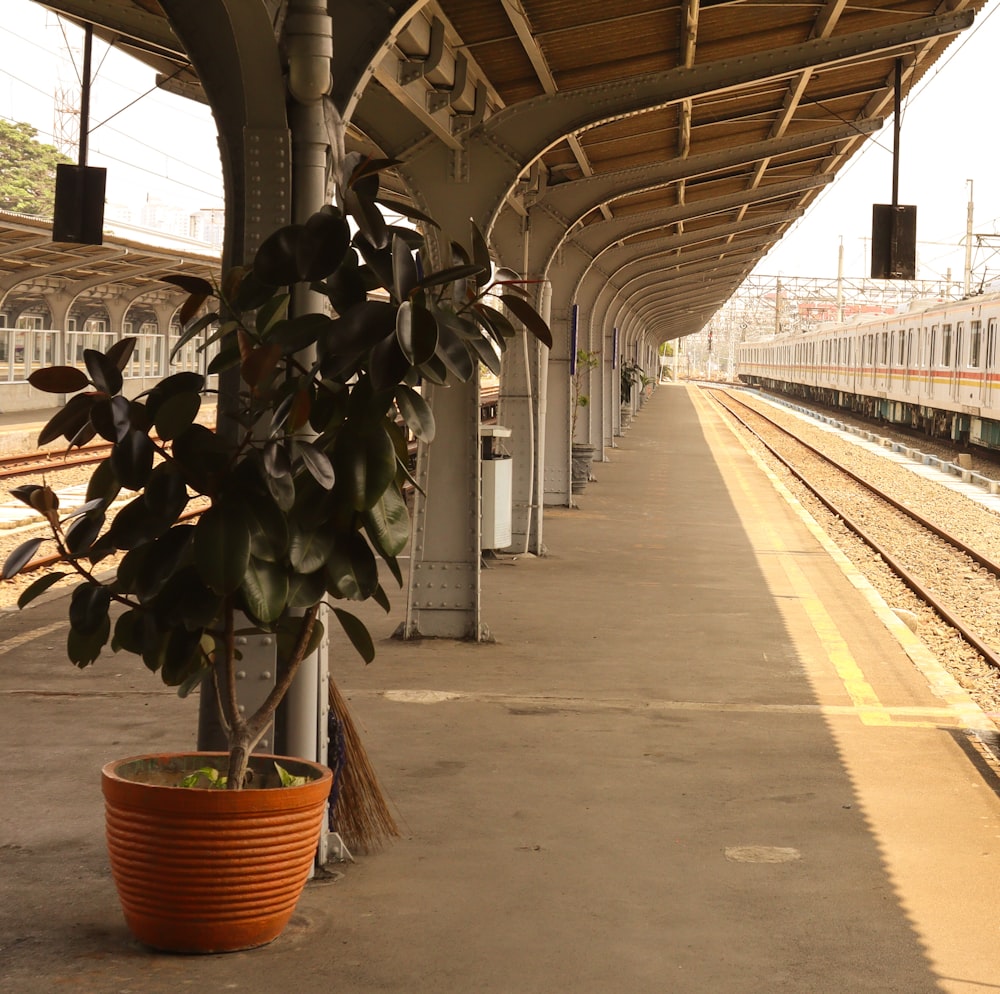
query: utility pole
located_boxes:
[836,237,844,324]
[964,178,974,297]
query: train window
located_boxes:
[929,326,937,366]
[988,320,997,369]
[942,324,952,367]
[898,330,906,365]
[880,331,889,364]
[970,320,982,367]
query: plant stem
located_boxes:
[223,603,321,789]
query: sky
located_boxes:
[0,0,998,283]
[754,0,1000,286]
[0,0,223,217]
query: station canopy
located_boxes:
[10,1,988,338]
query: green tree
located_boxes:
[0,121,71,216]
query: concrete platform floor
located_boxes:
[3,384,1000,993]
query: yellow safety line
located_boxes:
[692,387,892,725]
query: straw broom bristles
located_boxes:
[327,676,399,853]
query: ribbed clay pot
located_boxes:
[102,752,333,954]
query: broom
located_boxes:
[327,676,399,854]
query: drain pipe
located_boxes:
[518,213,536,555]
[280,0,335,862]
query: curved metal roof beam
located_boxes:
[566,175,833,322]
[583,239,768,335]
[535,117,881,227]
[563,174,833,260]
[329,0,428,118]
[402,11,971,240]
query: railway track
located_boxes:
[708,386,1000,673]
[0,443,112,480]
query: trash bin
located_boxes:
[481,425,513,550]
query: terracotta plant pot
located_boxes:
[102,752,333,954]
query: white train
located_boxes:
[736,291,1000,449]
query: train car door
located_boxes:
[925,324,937,396]
[904,328,913,395]
[984,318,998,409]
[952,322,963,402]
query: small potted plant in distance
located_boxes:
[570,348,600,494]
[2,155,551,953]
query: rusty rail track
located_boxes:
[708,386,1000,671]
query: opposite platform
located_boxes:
[2,384,1000,993]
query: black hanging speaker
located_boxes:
[871,204,917,280]
[52,163,107,245]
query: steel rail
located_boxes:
[0,443,113,480]
[708,387,1000,672]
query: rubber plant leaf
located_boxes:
[295,440,335,490]
[395,300,438,367]
[395,384,435,443]
[9,484,43,509]
[1,537,44,579]
[110,429,155,491]
[414,263,484,291]
[297,210,351,282]
[89,395,131,444]
[65,510,105,558]
[69,583,111,637]
[325,530,379,601]
[334,421,397,511]
[435,319,476,381]
[333,607,375,664]
[37,393,97,447]
[246,488,289,563]
[376,196,440,228]
[323,300,396,355]
[193,505,252,595]
[161,274,214,296]
[28,365,90,395]
[255,223,305,286]
[286,569,326,609]
[67,613,110,668]
[467,334,502,377]
[17,571,68,608]
[105,336,137,371]
[153,390,201,441]
[85,458,121,509]
[170,312,219,362]
[470,223,492,287]
[288,520,336,575]
[241,557,290,626]
[392,234,419,302]
[363,481,410,559]
[499,293,553,349]
[83,348,122,395]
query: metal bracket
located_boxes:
[399,16,445,85]
[427,51,470,112]
[451,81,487,135]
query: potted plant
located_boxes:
[1,156,552,953]
[620,359,642,431]
[570,348,600,494]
